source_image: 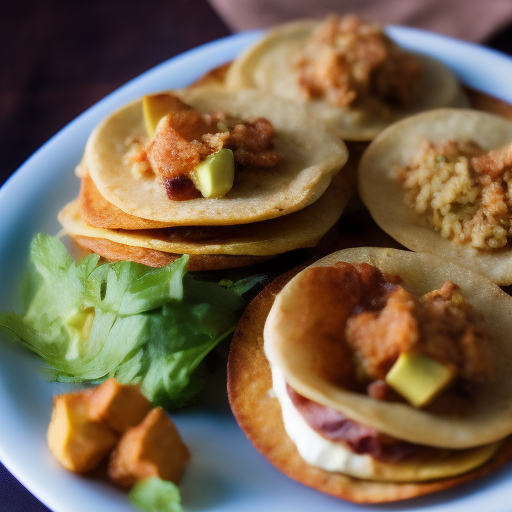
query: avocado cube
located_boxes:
[190,149,235,198]
[142,94,180,137]
[385,352,457,407]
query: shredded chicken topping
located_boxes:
[142,95,282,200]
[394,139,512,249]
[295,15,422,110]
[346,279,493,385]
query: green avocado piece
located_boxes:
[385,352,457,407]
[190,149,235,198]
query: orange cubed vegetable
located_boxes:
[47,392,118,473]
[108,407,190,488]
[89,379,152,433]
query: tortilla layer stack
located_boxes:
[228,248,512,502]
[59,85,351,270]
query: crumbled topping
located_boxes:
[394,139,512,249]
[346,277,493,385]
[144,95,282,200]
[295,15,422,110]
[124,137,152,180]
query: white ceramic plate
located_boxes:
[1,28,512,512]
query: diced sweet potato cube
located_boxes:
[108,407,190,488]
[88,379,152,433]
[47,392,118,473]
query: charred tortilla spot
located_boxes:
[164,176,201,201]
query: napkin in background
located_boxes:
[207,0,512,42]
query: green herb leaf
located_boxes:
[218,274,266,296]
[129,477,183,512]
[0,235,253,407]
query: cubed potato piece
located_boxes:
[47,392,118,473]
[108,407,190,488]
[89,379,152,433]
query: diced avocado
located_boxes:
[190,149,235,198]
[385,352,457,407]
[142,94,178,137]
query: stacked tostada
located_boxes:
[59,86,351,270]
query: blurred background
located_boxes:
[1,0,230,188]
[3,0,512,187]
[2,0,512,509]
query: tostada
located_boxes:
[358,108,512,284]
[226,16,466,141]
[228,248,512,503]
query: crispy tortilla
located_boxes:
[228,266,512,503]
[85,86,348,225]
[358,108,512,285]
[61,169,354,256]
[79,176,168,229]
[191,62,230,88]
[264,248,512,449]
[271,364,501,482]
[70,235,271,270]
[226,20,462,141]
[466,87,512,120]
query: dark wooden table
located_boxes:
[2,1,512,510]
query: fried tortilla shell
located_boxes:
[264,247,512,449]
[191,62,230,88]
[228,266,512,503]
[61,169,354,256]
[85,86,348,225]
[69,235,270,270]
[79,176,168,230]
[271,364,501,482]
[466,87,512,120]
[358,108,512,285]
[79,160,354,234]
[225,20,462,141]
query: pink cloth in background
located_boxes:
[208,0,512,42]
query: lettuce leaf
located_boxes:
[0,234,251,407]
